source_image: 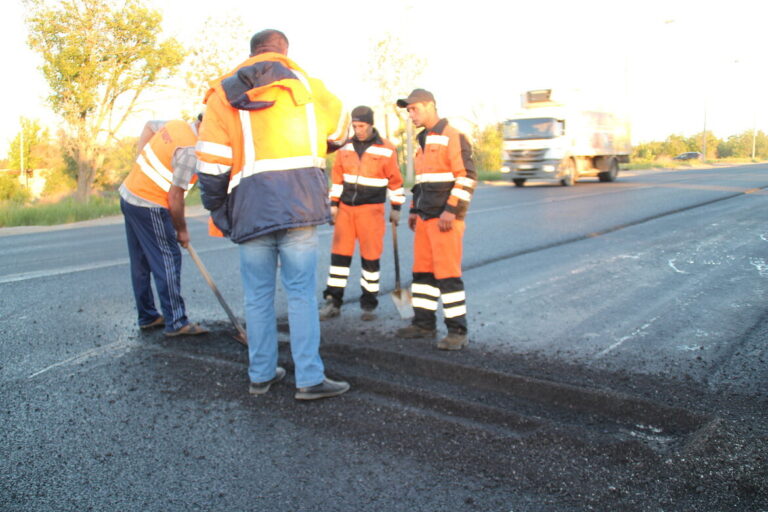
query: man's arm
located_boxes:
[196,93,234,213]
[136,121,166,156]
[168,185,189,248]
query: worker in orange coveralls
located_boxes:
[319,105,405,321]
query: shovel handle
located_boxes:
[391,221,401,289]
[186,243,247,343]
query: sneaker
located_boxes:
[395,324,437,339]
[319,299,341,320]
[249,367,286,395]
[360,310,377,322]
[437,331,468,351]
[295,378,350,400]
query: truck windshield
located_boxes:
[503,118,562,140]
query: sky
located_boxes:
[1,0,766,158]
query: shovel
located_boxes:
[186,243,248,346]
[389,221,414,319]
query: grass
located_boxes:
[0,188,202,228]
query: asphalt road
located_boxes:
[2,164,767,511]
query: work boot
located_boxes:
[360,310,377,322]
[295,378,350,400]
[319,299,340,320]
[249,367,286,395]
[396,324,437,339]
[437,331,468,351]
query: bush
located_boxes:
[41,168,76,198]
[0,173,30,203]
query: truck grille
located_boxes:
[507,149,547,162]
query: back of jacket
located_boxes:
[196,53,348,243]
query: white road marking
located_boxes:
[668,259,687,274]
[596,317,658,358]
[27,337,140,379]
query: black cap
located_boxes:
[396,88,435,108]
[351,105,374,125]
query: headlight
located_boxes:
[542,165,555,172]
[500,166,511,174]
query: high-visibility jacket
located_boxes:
[410,118,476,220]
[195,52,349,243]
[122,120,198,209]
[329,130,405,209]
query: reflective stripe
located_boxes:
[412,283,440,297]
[291,70,319,157]
[412,297,439,311]
[366,146,393,158]
[451,188,472,201]
[441,290,466,304]
[227,172,242,193]
[240,110,256,165]
[327,277,348,288]
[343,174,388,187]
[242,156,327,177]
[416,173,455,184]
[361,269,380,281]
[137,155,171,192]
[456,177,476,188]
[196,141,233,159]
[141,146,174,182]
[340,143,354,152]
[425,134,449,146]
[360,278,379,293]
[197,161,232,176]
[328,107,349,144]
[443,304,467,318]
[388,187,406,204]
[329,265,351,276]
[329,184,344,197]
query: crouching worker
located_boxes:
[119,116,209,337]
[320,105,405,321]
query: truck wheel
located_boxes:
[560,159,577,186]
[513,179,526,187]
[598,158,619,182]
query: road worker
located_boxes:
[119,116,209,337]
[319,105,405,321]
[196,29,350,400]
[395,89,476,350]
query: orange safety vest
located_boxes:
[122,120,198,209]
[411,119,476,220]
[330,132,404,208]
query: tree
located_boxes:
[180,16,248,115]
[25,0,185,201]
[7,118,46,175]
[366,34,426,181]
[473,123,503,173]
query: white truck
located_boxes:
[500,89,631,187]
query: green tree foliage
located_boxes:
[0,174,30,203]
[25,0,185,201]
[181,16,247,114]
[8,118,45,173]
[473,123,503,172]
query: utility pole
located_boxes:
[701,107,708,161]
[406,118,414,183]
[20,121,26,188]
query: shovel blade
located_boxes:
[390,288,414,319]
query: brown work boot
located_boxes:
[396,324,437,339]
[437,331,468,351]
[319,299,340,320]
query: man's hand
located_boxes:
[408,213,418,231]
[438,210,456,232]
[176,228,190,248]
[330,205,338,225]
[389,209,401,226]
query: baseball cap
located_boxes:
[396,88,435,108]
[351,105,374,125]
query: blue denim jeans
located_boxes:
[239,227,325,388]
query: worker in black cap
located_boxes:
[394,88,476,350]
[319,105,405,321]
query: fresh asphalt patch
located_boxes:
[120,323,768,511]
